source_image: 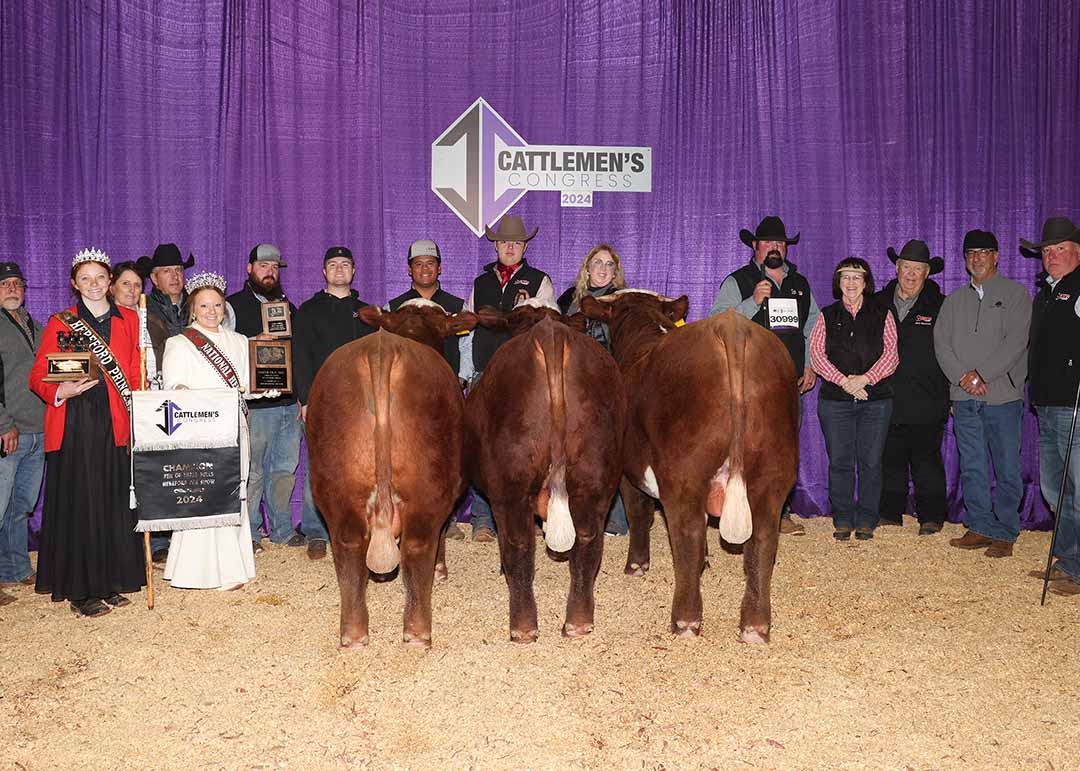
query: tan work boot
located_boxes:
[985,539,1013,558]
[779,515,806,535]
[948,530,993,550]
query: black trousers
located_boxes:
[879,422,947,523]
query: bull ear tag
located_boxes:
[674,319,685,327]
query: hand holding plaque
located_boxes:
[261,301,292,338]
[249,339,292,395]
[44,330,101,382]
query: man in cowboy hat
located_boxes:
[935,229,1031,558]
[459,214,555,541]
[710,214,819,534]
[874,240,950,535]
[1023,216,1080,595]
[137,242,195,561]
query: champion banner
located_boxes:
[132,388,242,532]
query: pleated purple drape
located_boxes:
[2,1,1078,528]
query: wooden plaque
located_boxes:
[44,352,100,383]
[261,300,292,338]
[249,339,292,394]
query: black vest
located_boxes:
[1030,267,1080,407]
[819,299,894,402]
[730,259,811,375]
[388,285,465,374]
[874,279,948,424]
[471,260,549,373]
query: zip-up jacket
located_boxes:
[0,308,44,434]
[933,273,1030,405]
[293,289,375,405]
[874,279,949,424]
[1029,266,1080,407]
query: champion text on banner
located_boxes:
[132,388,242,532]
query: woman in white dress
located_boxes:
[161,273,257,590]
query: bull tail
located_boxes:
[715,321,753,544]
[366,336,401,573]
[540,327,575,553]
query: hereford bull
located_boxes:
[581,291,798,643]
[306,300,477,648]
[465,300,625,642]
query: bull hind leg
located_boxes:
[399,518,442,648]
[665,498,708,638]
[621,476,656,577]
[563,501,606,638]
[738,488,784,644]
[328,518,372,648]
[435,515,451,582]
[493,500,538,643]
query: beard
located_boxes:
[248,274,284,300]
[763,250,784,269]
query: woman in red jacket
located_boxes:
[30,248,145,617]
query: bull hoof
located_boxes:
[340,634,369,649]
[434,562,448,582]
[561,622,594,638]
[671,619,702,638]
[403,632,432,649]
[510,628,538,644]
[625,561,650,577]
[738,625,770,645]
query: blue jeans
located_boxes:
[952,399,1023,543]
[300,430,329,542]
[469,487,495,532]
[248,404,302,544]
[0,431,44,582]
[817,398,893,530]
[605,491,628,535]
[1037,406,1080,579]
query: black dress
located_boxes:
[35,305,145,602]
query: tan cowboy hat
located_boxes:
[484,215,538,242]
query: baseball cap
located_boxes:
[408,239,441,262]
[248,243,287,267]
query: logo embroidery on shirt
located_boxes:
[914,315,934,325]
[1057,293,1071,301]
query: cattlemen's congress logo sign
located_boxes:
[431,97,652,237]
[155,400,221,436]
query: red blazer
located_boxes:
[30,305,141,452]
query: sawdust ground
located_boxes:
[1,517,1078,770]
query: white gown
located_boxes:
[160,324,256,589]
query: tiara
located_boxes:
[72,247,110,268]
[185,271,227,294]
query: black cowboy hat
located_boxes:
[136,242,195,275]
[1019,217,1080,258]
[739,215,800,249]
[887,239,944,275]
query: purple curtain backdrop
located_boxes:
[2,1,1078,533]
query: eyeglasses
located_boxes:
[589,261,616,270]
[0,279,25,290]
[964,249,996,257]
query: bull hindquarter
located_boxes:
[618,315,797,643]
[308,334,465,648]
[464,320,624,642]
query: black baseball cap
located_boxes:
[0,262,25,282]
[324,246,353,262]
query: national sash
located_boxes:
[131,387,243,532]
[181,328,249,416]
[56,309,133,409]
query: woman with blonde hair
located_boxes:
[557,243,628,535]
[556,243,626,350]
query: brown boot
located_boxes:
[949,530,994,550]
[985,539,1013,558]
[779,515,806,535]
[1048,577,1080,597]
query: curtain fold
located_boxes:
[2,0,1077,528]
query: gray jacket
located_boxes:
[933,273,1031,405]
[0,308,45,434]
